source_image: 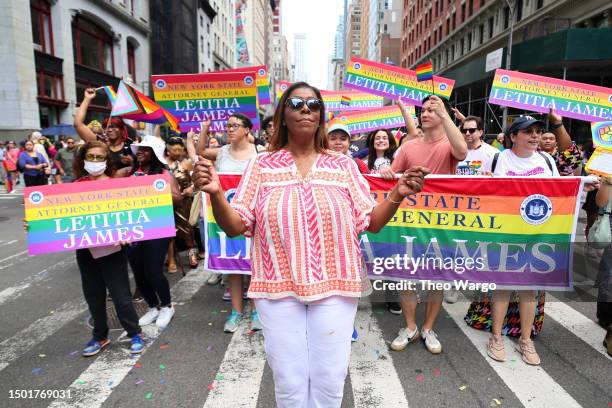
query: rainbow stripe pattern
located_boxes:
[489,69,612,122]
[222,65,271,105]
[591,121,612,151]
[205,175,582,289]
[328,105,416,135]
[24,175,176,255]
[114,81,180,132]
[151,72,260,132]
[344,57,455,106]
[415,60,433,82]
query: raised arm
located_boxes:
[548,109,571,151]
[430,95,467,160]
[185,129,198,163]
[74,88,98,143]
[397,98,419,139]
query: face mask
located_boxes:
[84,161,107,176]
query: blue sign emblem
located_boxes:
[153,179,167,191]
[500,75,510,84]
[520,194,553,225]
[225,188,237,203]
[29,191,43,204]
[155,79,166,89]
[353,62,362,70]
[244,76,254,86]
[439,83,447,91]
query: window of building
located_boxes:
[207,23,210,34]
[517,0,523,20]
[469,0,474,15]
[451,44,455,60]
[536,0,543,9]
[446,17,450,34]
[451,12,456,30]
[37,71,64,101]
[479,24,484,44]
[72,15,114,74]
[461,3,466,23]
[127,41,136,81]
[503,6,510,29]
[488,16,494,38]
[460,38,464,55]
[31,0,54,55]
[467,32,472,51]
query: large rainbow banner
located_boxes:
[151,72,260,132]
[344,57,455,105]
[205,175,583,289]
[328,105,416,135]
[24,175,175,255]
[275,83,384,112]
[488,69,612,122]
[222,65,271,105]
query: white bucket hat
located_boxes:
[130,135,168,165]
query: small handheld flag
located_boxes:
[98,86,117,105]
[340,95,352,106]
[415,61,433,82]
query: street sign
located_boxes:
[485,48,504,72]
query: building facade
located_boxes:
[359,0,370,59]
[0,0,151,139]
[400,0,612,140]
[293,33,307,82]
[376,0,402,65]
[344,2,362,62]
[242,0,267,66]
[197,1,217,72]
[270,0,290,85]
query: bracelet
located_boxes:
[549,122,563,130]
[386,194,403,204]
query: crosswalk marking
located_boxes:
[545,294,611,360]
[0,250,28,264]
[203,315,266,408]
[443,301,583,408]
[0,240,18,247]
[0,256,73,305]
[0,300,87,371]
[349,302,410,408]
[48,267,210,408]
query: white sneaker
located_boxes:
[139,308,160,326]
[444,289,459,303]
[207,273,221,285]
[421,329,442,354]
[390,326,419,351]
[156,305,175,329]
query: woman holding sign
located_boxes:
[193,82,428,408]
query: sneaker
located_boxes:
[604,325,612,357]
[351,327,359,342]
[156,305,175,329]
[390,326,419,351]
[250,311,262,331]
[444,289,459,304]
[222,288,231,301]
[386,302,402,315]
[421,329,442,354]
[207,273,221,285]
[139,307,160,326]
[224,310,243,333]
[130,334,145,354]
[515,338,540,365]
[82,338,110,357]
[487,334,506,362]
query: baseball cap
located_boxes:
[505,115,545,135]
[328,123,350,137]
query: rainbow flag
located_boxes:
[340,95,352,106]
[205,175,582,289]
[152,72,260,132]
[328,105,416,135]
[100,86,117,105]
[24,175,176,255]
[344,57,455,106]
[415,61,434,82]
[221,65,271,105]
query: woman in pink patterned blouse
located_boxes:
[193,82,428,408]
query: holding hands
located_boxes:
[193,156,220,194]
[395,166,430,197]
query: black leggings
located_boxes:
[128,238,172,308]
[76,247,140,340]
[24,173,47,186]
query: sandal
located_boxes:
[189,249,199,269]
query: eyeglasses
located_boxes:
[461,128,478,134]
[224,124,244,131]
[285,97,323,111]
[85,154,107,162]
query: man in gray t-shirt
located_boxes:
[54,137,77,182]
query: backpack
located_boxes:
[491,151,554,175]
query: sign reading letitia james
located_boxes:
[151,72,260,132]
[489,69,612,122]
[24,175,176,255]
[343,57,455,106]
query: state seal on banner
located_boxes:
[520,194,553,225]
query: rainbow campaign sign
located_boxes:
[488,69,612,122]
[24,175,175,255]
[344,57,455,105]
[328,105,416,135]
[320,90,384,111]
[205,175,582,289]
[151,72,260,132]
[222,65,271,105]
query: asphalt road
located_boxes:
[0,186,610,408]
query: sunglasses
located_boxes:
[85,154,107,162]
[461,128,478,134]
[285,97,323,111]
[225,124,244,130]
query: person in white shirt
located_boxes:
[455,116,499,175]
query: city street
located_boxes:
[0,188,610,408]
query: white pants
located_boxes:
[255,296,358,408]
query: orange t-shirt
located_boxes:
[391,136,459,175]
